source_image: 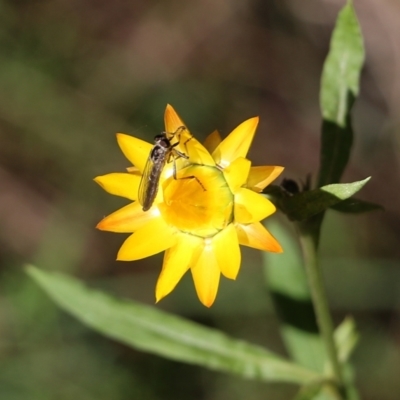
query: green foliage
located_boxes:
[318,0,365,187]
[263,225,360,400]
[331,198,383,213]
[265,2,375,221]
[261,5,369,398]
[27,266,320,385]
[334,317,359,364]
[318,119,354,187]
[320,0,364,127]
[271,178,371,221]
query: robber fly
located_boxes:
[138,126,189,211]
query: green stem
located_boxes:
[297,216,344,393]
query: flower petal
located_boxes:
[163,105,215,166]
[96,202,158,232]
[184,135,215,166]
[236,222,283,252]
[117,133,152,173]
[213,224,241,280]
[203,130,222,153]
[156,234,203,302]
[117,217,176,261]
[234,188,276,224]
[94,173,140,201]
[247,166,284,192]
[212,117,259,168]
[164,104,187,133]
[191,242,220,307]
[223,157,251,192]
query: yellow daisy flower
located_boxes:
[95,105,283,307]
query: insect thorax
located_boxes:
[150,137,171,162]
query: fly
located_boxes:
[138,126,189,212]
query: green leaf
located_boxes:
[320,0,364,126]
[318,0,365,187]
[318,119,354,187]
[281,177,370,221]
[292,318,359,400]
[334,317,359,363]
[331,198,383,213]
[26,266,320,385]
[293,382,326,400]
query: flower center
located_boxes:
[159,165,234,238]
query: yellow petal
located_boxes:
[164,104,187,133]
[234,188,276,224]
[236,222,283,253]
[203,130,222,153]
[162,105,215,166]
[213,224,241,280]
[212,117,259,168]
[191,242,220,307]
[96,202,158,232]
[223,157,251,192]
[117,217,176,261]
[117,133,152,173]
[247,166,284,193]
[156,234,203,302]
[184,135,215,166]
[94,173,140,201]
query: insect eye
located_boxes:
[159,138,171,148]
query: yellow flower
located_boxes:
[95,105,283,307]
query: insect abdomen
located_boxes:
[141,162,165,211]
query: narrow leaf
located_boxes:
[293,383,326,400]
[318,119,354,187]
[26,266,320,384]
[318,0,365,187]
[331,198,383,213]
[320,0,364,126]
[334,317,359,363]
[282,177,370,221]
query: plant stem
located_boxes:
[297,216,344,392]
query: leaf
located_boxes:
[281,177,370,221]
[331,198,383,213]
[26,266,320,385]
[334,317,359,363]
[293,382,326,400]
[318,118,354,187]
[318,0,365,187]
[320,0,364,127]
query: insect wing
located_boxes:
[138,153,155,207]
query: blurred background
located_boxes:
[0,0,399,399]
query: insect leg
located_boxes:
[164,126,186,143]
[170,141,188,159]
[170,151,206,191]
[177,174,206,191]
[168,125,193,156]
